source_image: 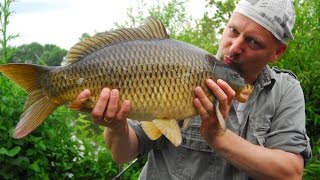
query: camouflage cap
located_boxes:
[234,0,296,44]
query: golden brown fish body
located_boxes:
[45,39,219,121]
[0,17,253,146]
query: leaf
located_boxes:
[12,156,30,167]
[0,146,21,157]
[30,161,40,172]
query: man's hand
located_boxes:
[77,88,138,164]
[194,79,304,179]
[193,79,235,143]
[76,88,131,131]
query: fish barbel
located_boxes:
[0,17,253,146]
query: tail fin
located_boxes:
[0,64,59,138]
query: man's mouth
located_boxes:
[223,55,242,73]
[223,56,236,65]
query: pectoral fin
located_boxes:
[68,97,95,112]
[153,119,182,147]
[141,121,162,140]
[214,100,226,131]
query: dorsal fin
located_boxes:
[65,16,169,64]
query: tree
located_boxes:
[10,42,67,65]
[115,0,219,54]
[0,0,18,64]
[206,0,237,34]
[115,0,191,34]
[40,44,67,66]
[10,42,43,64]
[79,32,91,42]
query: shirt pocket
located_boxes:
[180,117,214,152]
[172,145,221,180]
[247,116,271,146]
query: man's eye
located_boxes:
[249,39,258,45]
[248,39,262,49]
[229,27,237,34]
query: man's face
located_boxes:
[217,13,286,84]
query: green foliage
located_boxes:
[10,42,43,64]
[115,0,219,54]
[115,0,191,34]
[206,0,238,35]
[148,0,189,36]
[0,76,123,179]
[79,32,91,42]
[174,13,219,54]
[40,44,67,66]
[0,0,18,64]
[304,140,320,179]
[9,42,67,65]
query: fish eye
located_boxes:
[233,73,240,79]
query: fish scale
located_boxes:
[0,17,253,146]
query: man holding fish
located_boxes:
[77,0,311,179]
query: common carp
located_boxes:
[0,17,253,146]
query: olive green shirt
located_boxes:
[129,66,312,180]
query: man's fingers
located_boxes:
[194,86,215,116]
[104,89,120,120]
[206,79,230,114]
[206,79,228,101]
[116,100,132,121]
[76,89,91,101]
[193,98,210,120]
[91,88,111,122]
[216,79,235,105]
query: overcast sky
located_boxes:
[8,0,206,50]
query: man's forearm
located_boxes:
[104,125,139,164]
[210,130,304,179]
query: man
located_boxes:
[77,0,311,179]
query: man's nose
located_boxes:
[230,37,244,55]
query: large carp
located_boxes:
[0,17,253,146]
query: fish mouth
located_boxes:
[223,55,254,102]
[235,84,254,103]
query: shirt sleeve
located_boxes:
[128,119,167,157]
[265,74,312,164]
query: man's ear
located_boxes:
[270,44,288,63]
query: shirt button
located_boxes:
[182,138,187,144]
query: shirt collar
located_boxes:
[255,65,276,89]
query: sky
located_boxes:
[8,0,207,50]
